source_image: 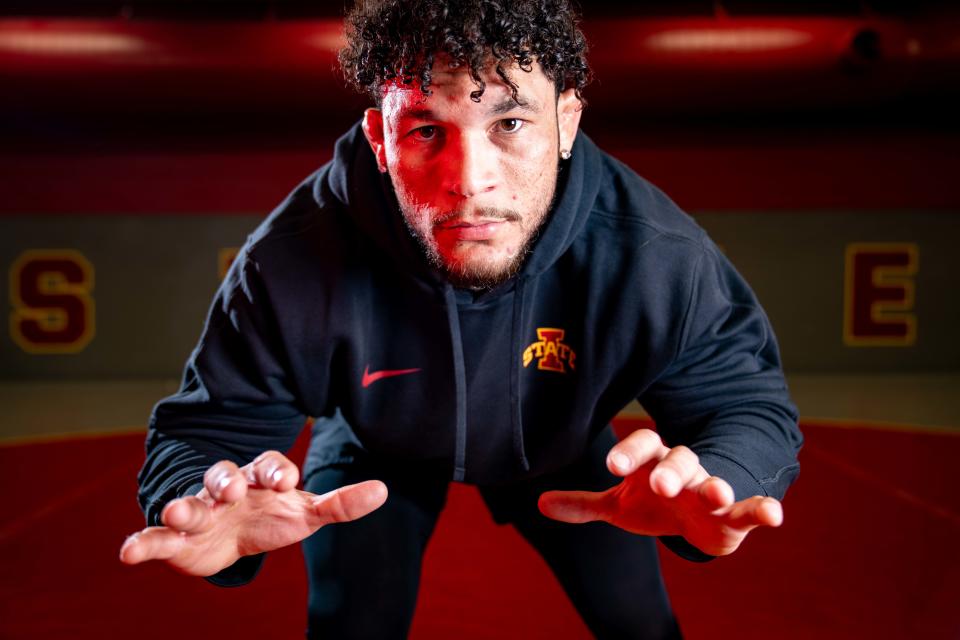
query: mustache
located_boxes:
[434,207,522,227]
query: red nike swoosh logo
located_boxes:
[362,365,422,388]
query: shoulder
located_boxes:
[245,167,337,249]
[239,166,357,262]
[588,146,705,247]
[573,140,709,271]
[222,167,359,299]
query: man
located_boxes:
[121,1,803,638]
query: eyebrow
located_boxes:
[399,108,437,123]
[488,95,542,115]
[396,96,543,123]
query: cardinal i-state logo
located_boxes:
[522,327,576,373]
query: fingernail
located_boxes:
[119,534,137,559]
[217,475,231,492]
[271,468,283,485]
[609,452,631,472]
[657,470,680,495]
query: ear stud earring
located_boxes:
[560,149,572,160]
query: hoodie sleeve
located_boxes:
[638,237,803,562]
[137,248,308,585]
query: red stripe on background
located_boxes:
[0,151,332,216]
[2,132,958,214]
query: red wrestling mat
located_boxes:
[0,420,957,639]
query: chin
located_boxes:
[441,248,523,289]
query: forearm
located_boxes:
[642,360,802,503]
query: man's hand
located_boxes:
[119,451,387,576]
[537,429,782,556]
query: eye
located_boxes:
[410,125,438,141]
[496,118,524,133]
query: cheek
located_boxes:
[392,160,436,205]
[504,139,556,192]
[394,149,451,195]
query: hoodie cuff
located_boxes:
[696,450,766,502]
[658,535,715,562]
[205,553,266,588]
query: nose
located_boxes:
[444,133,497,198]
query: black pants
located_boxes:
[301,428,682,639]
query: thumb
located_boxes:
[311,480,389,526]
[538,489,613,524]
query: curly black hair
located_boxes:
[339,0,591,106]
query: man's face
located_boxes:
[362,58,582,288]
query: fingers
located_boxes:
[119,527,185,565]
[695,476,735,511]
[724,496,784,530]
[248,450,300,492]
[203,461,247,503]
[206,452,300,500]
[161,495,213,534]
[311,480,388,526]
[606,429,667,476]
[608,430,708,498]
[649,445,706,498]
[538,489,613,524]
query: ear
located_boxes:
[361,108,388,173]
[557,87,583,155]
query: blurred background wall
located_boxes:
[1,3,959,639]
[1,0,958,436]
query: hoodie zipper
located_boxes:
[443,285,468,481]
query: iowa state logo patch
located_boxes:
[522,327,576,373]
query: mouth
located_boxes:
[435,219,508,241]
[433,207,522,242]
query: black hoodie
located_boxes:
[138,122,802,578]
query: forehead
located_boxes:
[380,58,554,119]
